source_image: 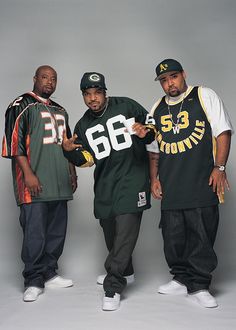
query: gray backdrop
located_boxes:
[0,1,235,329]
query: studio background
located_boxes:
[0,1,235,329]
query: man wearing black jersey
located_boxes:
[63,72,156,311]
[2,66,92,302]
[147,59,233,308]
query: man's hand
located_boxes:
[69,163,78,193]
[151,178,163,200]
[209,168,230,201]
[24,172,42,197]
[132,123,150,138]
[70,175,78,193]
[62,131,82,152]
[15,155,42,197]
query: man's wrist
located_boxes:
[70,174,78,179]
[214,164,226,171]
[151,177,159,183]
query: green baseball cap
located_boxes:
[155,59,183,80]
[80,72,107,91]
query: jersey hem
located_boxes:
[17,196,73,206]
[161,199,219,210]
[94,204,151,219]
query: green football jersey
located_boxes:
[2,92,73,205]
[71,96,155,219]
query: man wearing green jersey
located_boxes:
[63,72,156,311]
[2,66,93,302]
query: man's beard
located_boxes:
[168,90,181,97]
[41,92,51,99]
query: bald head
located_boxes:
[33,65,57,99]
[34,65,57,77]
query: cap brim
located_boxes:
[81,85,107,91]
[154,70,182,81]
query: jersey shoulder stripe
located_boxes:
[150,98,162,116]
[2,93,36,158]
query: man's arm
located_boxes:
[209,130,232,200]
[148,151,162,200]
[15,155,42,196]
[62,131,94,168]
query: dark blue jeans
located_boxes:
[19,201,68,288]
[160,206,219,293]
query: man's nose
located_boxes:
[91,94,97,101]
[48,78,54,84]
[167,78,173,86]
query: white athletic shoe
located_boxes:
[45,275,73,288]
[158,280,187,295]
[102,292,120,311]
[187,290,218,308]
[23,286,43,302]
[97,274,135,285]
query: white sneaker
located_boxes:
[188,290,218,308]
[158,280,187,295]
[102,292,120,311]
[23,286,43,302]
[97,274,135,285]
[45,275,73,288]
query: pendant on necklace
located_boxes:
[172,124,180,134]
[167,92,186,135]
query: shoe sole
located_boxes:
[187,295,218,308]
[24,298,38,302]
[45,283,73,288]
[158,290,187,295]
[102,304,120,311]
[23,291,43,302]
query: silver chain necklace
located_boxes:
[167,93,186,134]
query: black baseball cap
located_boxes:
[155,59,183,80]
[80,72,107,91]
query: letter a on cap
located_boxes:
[160,64,168,73]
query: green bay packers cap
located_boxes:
[80,72,107,90]
[155,59,183,80]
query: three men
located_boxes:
[2,63,233,310]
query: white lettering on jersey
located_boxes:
[11,96,23,107]
[86,124,111,160]
[145,114,155,125]
[85,114,133,160]
[41,112,65,144]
